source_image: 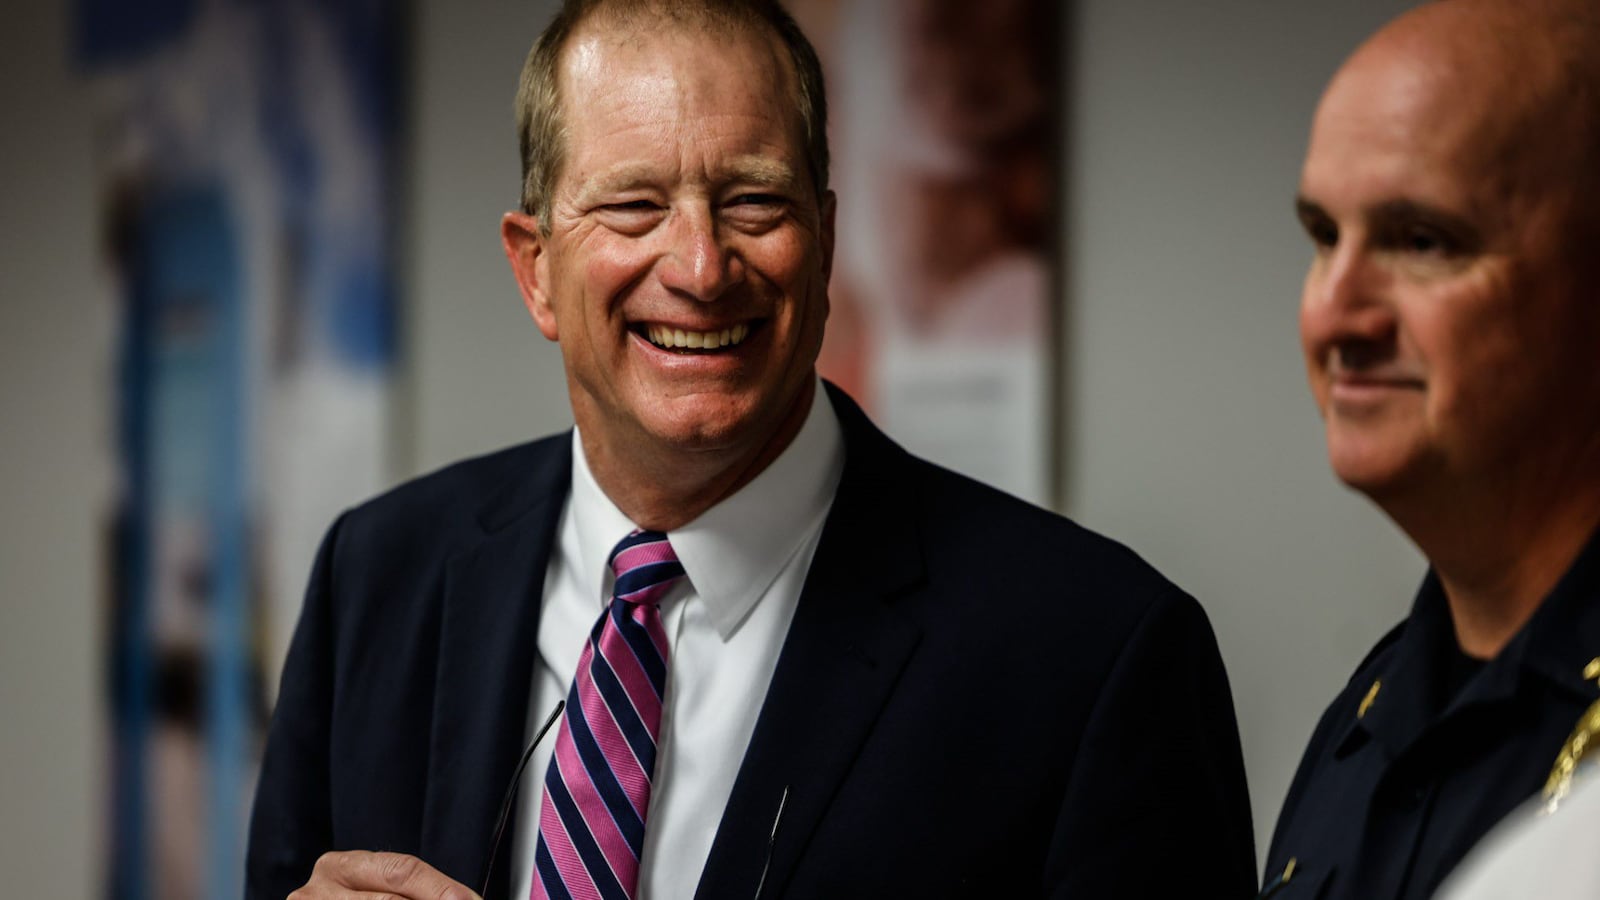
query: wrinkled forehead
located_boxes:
[1326,34,1525,162]
[559,13,801,118]
[560,18,805,163]
[1310,10,1599,229]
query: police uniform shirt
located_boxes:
[1263,525,1600,900]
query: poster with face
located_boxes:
[793,0,1058,506]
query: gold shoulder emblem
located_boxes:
[1542,657,1600,814]
[1357,679,1381,719]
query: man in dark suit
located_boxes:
[1264,2,1600,898]
[246,1,1255,897]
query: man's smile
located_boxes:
[636,321,757,353]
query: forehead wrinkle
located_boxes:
[1313,10,1594,240]
[1354,2,1599,181]
[558,31,807,205]
[577,17,809,158]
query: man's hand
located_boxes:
[288,850,482,900]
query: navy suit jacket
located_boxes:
[247,385,1256,898]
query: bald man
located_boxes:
[1263,2,1600,898]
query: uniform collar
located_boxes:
[1341,522,1600,759]
[568,378,845,640]
[1515,522,1600,701]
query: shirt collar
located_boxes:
[567,378,844,639]
[1346,520,1600,757]
[1515,521,1600,701]
[1349,569,1476,756]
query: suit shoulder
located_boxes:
[337,433,569,548]
[903,455,1190,616]
[910,456,1177,581]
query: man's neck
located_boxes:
[1387,478,1600,660]
[577,384,817,533]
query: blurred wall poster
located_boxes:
[77,1,402,898]
[794,0,1058,505]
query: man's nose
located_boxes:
[657,207,744,302]
[1301,244,1395,347]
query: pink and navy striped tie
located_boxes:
[532,530,683,900]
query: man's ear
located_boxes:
[502,211,560,342]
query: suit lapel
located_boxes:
[695,387,926,900]
[420,438,572,897]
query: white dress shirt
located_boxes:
[510,380,844,900]
[1436,775,1600,900]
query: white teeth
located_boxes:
[646,322,752,350]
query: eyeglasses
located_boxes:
[479,700,564,899]
[752,784,790,900]
[476,701,791,900]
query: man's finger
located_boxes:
[306,850,482,900]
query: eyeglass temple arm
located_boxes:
[480,699,566,899]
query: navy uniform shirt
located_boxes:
[1263,527,1600,900]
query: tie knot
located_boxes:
[608,529,685,607]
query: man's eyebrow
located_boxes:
[1364,198,1485,250]
[1294,195,1478,232]
[1365,198,1476,231]
[576,164,660,199]
[1295,194,1336,220]
[573,158,802,202]
[717,157,800,189]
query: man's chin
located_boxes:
[637,399,771,454]
[1326,436,1428,501]
[643,379,816,458]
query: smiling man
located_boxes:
[1263,2,1600,898]
[245,2,1255,898]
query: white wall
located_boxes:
[1063,0,1422,850]
[403,0,569,476]
[0,1,1434,893]
[0,4,110,898]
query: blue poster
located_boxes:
[82,2,403,897]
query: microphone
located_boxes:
[480,700,565,898]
